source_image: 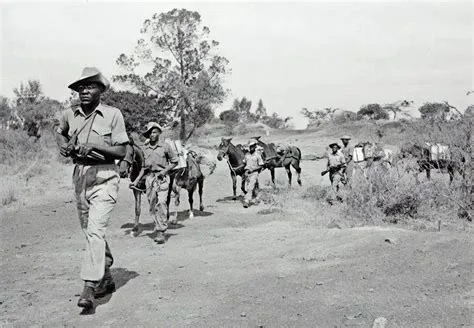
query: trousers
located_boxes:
[145,173,170,232]
[244,172,259,203]
[73,164,119,282]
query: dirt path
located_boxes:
[1,160,473,327]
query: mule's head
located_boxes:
[217,137,232,161]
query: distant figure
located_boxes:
[325,143,346,204]
[242,139,264,208]
[340,135,354,183]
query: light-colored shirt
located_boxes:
[327,152,346,168]
[57,103,129,146]
[340,145,354,162]
[142,141,179,171]
[244,152,264,171]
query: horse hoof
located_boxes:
[189,212,194,219]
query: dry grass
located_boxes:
[0,128,63,208]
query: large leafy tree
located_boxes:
[418,102,451,121]
[101,89,171,133]
[255,99,267,120]
[357,103,389,120]
[13,79,43,105]
[114,8,229,141]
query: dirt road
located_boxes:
[1,159,473,327]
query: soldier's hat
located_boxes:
[340,135,351,140]
[68,67,110,92]
[247,139,258,147]
[143,122,163,138]
[329,143,341,149]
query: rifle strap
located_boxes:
[69,110,99,144]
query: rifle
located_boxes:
[321,163,346,176]
[64,111,105,161]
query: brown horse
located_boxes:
[216,137,247,200]
[252,136,302,187]
[399,142,465,183]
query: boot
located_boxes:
[154,231,166,244]
[94,268,116,298]
[77,286,94,309]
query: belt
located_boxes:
[73,159,116,166]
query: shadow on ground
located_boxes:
[80,268,139,315]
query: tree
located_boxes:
[13,80,43,105]
[101,89,171,132]
[0,96,12,122]
[357,103,389,120]
[262,112,288,129]
[114,8,229,141]
[255,99,267,120]
[418,102,451,121]
[383,100,413,120]
[219,109,239,124]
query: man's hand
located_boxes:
[75,143,95,158]
[59,143,71,157]
[129,181,138,189]
[119,160,130,178]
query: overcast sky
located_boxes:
[1,1,472,127]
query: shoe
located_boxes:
[154,231,166,244]
[77,286,94,309]
[94,274,116,298]
[243,202,249,208]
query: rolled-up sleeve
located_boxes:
[56,110,69,136]
[166,144,179,164]
[110,110,129,145]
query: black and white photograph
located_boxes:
[0,0,472,326]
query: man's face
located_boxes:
[332,146,339,153]
[78,83,102,105]
[149,128,161,142]
[249,145,256,153]
[341,139,350,146]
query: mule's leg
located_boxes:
[292,160,302,186]
[448,166,454,184]
[231,173,238,200]
[188,188,194,219]
[241,174,246,195]
[426,168,431,180]
[270,168,276,188]
[285,165,292,187]
[198,178,204,211]
[132,189,141,233]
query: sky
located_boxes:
[1,0,472,128]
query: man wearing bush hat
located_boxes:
[326,142,346,204]
[242,138,264,208]
[129,121,178,243]
[56,67,129,310]
[340,135,354,182]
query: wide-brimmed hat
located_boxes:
[340,135,351,140]
[247,139,258,147]
[142,122,163,138]
[68,67,110,92]
[329,143,341,149]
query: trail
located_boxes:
[1,160,472,327]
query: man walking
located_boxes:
[243,139,264,208]
[129,122,178,244]
[326,143,346,204]
[340,135,354,183]
[56,67,129,309]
